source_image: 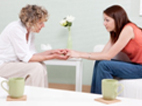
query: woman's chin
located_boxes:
[34,30,41,33]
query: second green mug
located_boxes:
[102,79,124,100]
[1,77,25,98]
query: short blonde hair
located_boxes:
[19,5,48,28]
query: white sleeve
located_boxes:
[8,27,34,62]
[29,34,37,54]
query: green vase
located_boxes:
[67,27,72,49]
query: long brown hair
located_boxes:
[103,5,131,43]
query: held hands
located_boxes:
[48,49,70,60]
[46,49,80,60]
[66,49,80,58]
[55,49,80,59]
[56,49,81,59]
[54,49,70,60]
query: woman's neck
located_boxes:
[26,27,30,42]
[26,31,30,42]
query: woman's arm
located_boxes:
[101,38,112,53]
[69,25,134,60]
[29,52,55,62]
[29,49,69,62]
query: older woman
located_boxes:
[0,5,68,87]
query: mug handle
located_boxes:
[1,80,9,93]
[117,83,124,96]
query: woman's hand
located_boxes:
[48,49,70,60]
[66,49,80,58]
[46,49,68,55]
[54,53,69,60]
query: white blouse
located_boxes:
[0,20,36,65]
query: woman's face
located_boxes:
[30,20,45,33]
[103,13,115,32]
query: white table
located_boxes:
[0,85,142,106]
[44,58,83,92]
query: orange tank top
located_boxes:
[122,23,142,64]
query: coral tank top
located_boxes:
[122,23,142,64]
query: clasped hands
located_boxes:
[46,49,71,60]
[52,49,70,60]
[43,49,80,60]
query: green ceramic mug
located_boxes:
[1,77,25,98]
[102,79,124,100]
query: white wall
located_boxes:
[0,0,142,85]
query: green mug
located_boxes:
[1,77,25,98]
[102,79,124,100]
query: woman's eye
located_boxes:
[106,19,109,22]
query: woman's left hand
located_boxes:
[49,49,70,60]
[49,49,68,55]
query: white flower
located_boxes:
[41,44,52,51]
[66,15,75,22]
[60,15,75,27]
[60,20,67,26]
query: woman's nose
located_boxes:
[42,23,45,27]
[103,21,106,26]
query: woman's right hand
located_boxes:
[49,49,70,60]
[66,49,80,58]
